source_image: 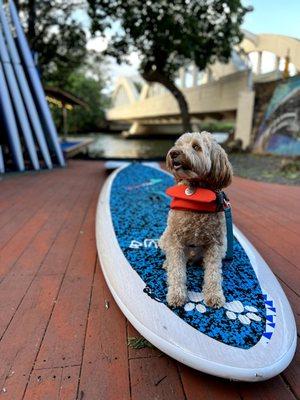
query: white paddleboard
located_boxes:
[96,163,296,381]
[105,160,160,170]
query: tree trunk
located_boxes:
[142,70,192,132]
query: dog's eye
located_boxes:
[192,144,201,151]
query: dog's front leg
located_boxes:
[165,245,188,307]
[202,244,225,308]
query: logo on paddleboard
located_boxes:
[125,179,162,191]
[129,239,159,249]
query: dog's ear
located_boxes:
[166,150,173,171]
[207,142,233,189]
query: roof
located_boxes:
[45,87,88,108]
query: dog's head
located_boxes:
[166,131,233,190]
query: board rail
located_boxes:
[96,164,297,382]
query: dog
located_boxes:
[159,132,233,308]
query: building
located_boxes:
[107,31,300,155]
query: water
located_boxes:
[84,133,176,160]
[73,131,230,160]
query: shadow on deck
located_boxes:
[0,160,298,400]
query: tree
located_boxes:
[16,1,109,133]
[64,70,109,133]
[50,50,110,133]
[16,0,87,86]
[88,0,251,131]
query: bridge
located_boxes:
[106,31,300,148]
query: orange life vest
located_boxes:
[166,185,229,213]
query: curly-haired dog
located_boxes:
[159,132,233,308]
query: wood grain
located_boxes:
[130,356,185,400]
[0,161,298,399]
[78,265,131,400]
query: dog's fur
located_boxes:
[159,132,233,308]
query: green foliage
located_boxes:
[51,66,110,133]
[17,2,109,132]
[127,336,155,349]
[88,0,251,78]
[199,121,235,133]
[87,0,251,130]
[17,0,87,85]
[67,73,108,132]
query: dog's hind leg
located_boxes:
[202,244,225,308]
[165,244,188,307]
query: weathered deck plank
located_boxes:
[129,356,186,400]
[0,162,100,399]
[0,179,62,249]
[0,173,54,229]
[22,366,80,400]
[78,265,131,400]
[0,172,77,279]
[34,192,98,369]
[0,161,298,400]
[179,364,241,400]
[237,376,296,400]
[0,181,88,337]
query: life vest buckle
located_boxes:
[223,198,231,209]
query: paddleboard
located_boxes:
[96,163,296,381]
[9,0,65,167]
[105,160,160,170]
[0,3,53,169]
[0,62,24,171]
[0,26,40,170]
[0,145,4,173]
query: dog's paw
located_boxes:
[204,290,225,309]
[167,287,188,308]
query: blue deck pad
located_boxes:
[110,164,266,349]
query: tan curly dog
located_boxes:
[159,132,233,308]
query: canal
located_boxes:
[74,132,229,160]
[81,132,176,160]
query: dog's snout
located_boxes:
[170,149,181,159]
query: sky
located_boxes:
[79,1,300,87]
[242,0,300,39]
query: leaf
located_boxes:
[127,336,155,349]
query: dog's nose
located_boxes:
[169,150,181,159]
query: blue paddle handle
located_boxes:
[225,207,234,260]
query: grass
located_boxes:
[127,336,156,349]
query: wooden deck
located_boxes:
[0,160,299,400]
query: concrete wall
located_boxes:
[107,71,249,122]
[235,90,255,148]
[241,34,300,71]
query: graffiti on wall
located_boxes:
[254,75,300,156]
